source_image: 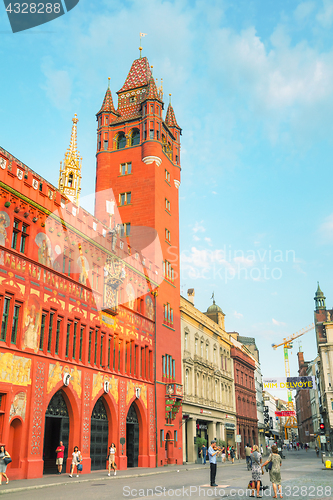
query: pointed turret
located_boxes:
[58,114,82,206]
[314,282,326,311]
[97,83,117,115]
[165,99,181,130]
[144,75,162,102]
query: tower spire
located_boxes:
[58,114,82,206]
[314,282,326,311]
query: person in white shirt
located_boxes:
[69,446,82,477]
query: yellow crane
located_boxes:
[272,324,314,439]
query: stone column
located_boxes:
[187,418,197,463]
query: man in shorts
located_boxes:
[55,441,65,474]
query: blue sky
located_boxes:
[1,0,333,395]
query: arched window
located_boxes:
[185,369,189,394]
[68,173,73,188]
[202,375,205,398]
[117,132,126,150]
[131,129,140,146]
[200,341,203,358]
[196,373,200,396]
[206,343,209,360]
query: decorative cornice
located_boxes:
[142,156,162,167]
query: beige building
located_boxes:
[180,292,236,463]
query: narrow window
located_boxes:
[100,334,104,366]
[79,326,84,361]
[10,303,20,344]
[65,322,71,358]
[88,329,92,363]
[94,328,98,365]
[55,318,62,355]
[0,297,11,341]
[108,337,111,369]
[118,339,122,371]
[47,312,54,353]
[39,313,47,350]
[72,321,77,359]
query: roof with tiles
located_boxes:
[118,57,152,93]
[97,87,118,115]
[165,103,180,129]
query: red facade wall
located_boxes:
[0,146,157,479]
[231,346,258,457]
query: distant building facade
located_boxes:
[314,284,333,449]
[180,293,236,463]
[295,351,314,444]
[230,333,258,458]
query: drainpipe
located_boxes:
[152,290,158,468]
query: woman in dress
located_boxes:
[69,446,82,478]
[0,445,10,484]
[250,445,262,498]
[262,444,282,498]
[108,442,117,476]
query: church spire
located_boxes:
[165,98,181,130]
[58,114,82,206]
[314,282,326,311]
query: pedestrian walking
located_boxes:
[230,446,235,464]
[249,445,262,498]
[0,445,10,484]
[315,446,319,457]
[221,446,226,463]
[208,440,221,487]
[69,446,82,478]
[245,443,252,470]
[107,442,117,476]
[200,444,207,464]
[55,441,65,474]
[262,444,282,499]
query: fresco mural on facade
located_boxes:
[22,294,42,352]
[35,232,52,267]
[145,296,154,321]
[92,372,119,403]
[47,362,82,398]
[126,380,147,408]
[0,352,31,386]
[9,391,27,420]
[0,211,10,246]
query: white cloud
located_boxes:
[234,311,243,319]
[317,0,333,28]
[294,1,316,23]
[192,221,206,234]
[272,318,286,326]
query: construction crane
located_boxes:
[272,324,314,439]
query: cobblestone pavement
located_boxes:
[1,450,332,500]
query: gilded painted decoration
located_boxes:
[22,294,42,352]
[0,352,31,386]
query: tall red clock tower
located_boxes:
[95,53,183,467]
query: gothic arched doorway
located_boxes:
[43,391,69,473]
[126,403,139,467]
[90,397,109,470]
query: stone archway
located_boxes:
[43,390,69,473]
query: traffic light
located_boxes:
[319,423,325,434]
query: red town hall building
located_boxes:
[0,52,183,479]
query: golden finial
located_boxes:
[108,77,110,89]
[151,65,153,75]
[169,93,172,104]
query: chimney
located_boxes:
[187,288,195,305]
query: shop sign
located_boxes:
[200,409,212,415]
[235,435,241,442]
[225,422,235,429]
